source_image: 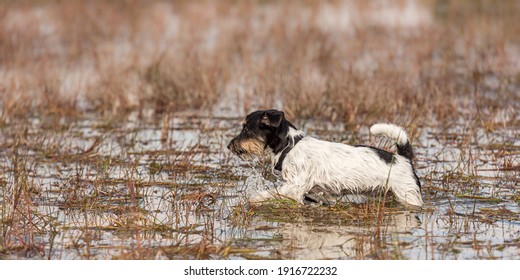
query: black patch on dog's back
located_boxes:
[355,145,395,164]
[397,141,414,160]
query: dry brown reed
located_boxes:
[0,0,518,125]
[0,0,519,260]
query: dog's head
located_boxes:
[227,109,295,157]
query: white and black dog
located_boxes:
[227,109,423,207]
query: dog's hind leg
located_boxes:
[390,183,423,208]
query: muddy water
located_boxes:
[0,113,518,259]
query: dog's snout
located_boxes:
[227,138,237,153]
[227,139,245,155]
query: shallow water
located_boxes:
[0,113,518,259]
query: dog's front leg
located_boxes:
[249,188,277,203]
[275,182,308,204]
[249,182,307,204]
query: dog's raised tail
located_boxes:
[370,123,414,160]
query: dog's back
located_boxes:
[281,123,422,207]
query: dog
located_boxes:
[227,109,423,207]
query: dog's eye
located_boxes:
[258,123,269,129]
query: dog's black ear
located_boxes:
[261,110,284,128]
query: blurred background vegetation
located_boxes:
[0,0,518,126]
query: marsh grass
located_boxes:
[0,0,518,124]
[0,0,519,260]
[0,112,518,259]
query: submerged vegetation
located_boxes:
[0,0,519,259]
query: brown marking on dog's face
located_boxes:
[235,138,265,156]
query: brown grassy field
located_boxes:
[1,0,518,125]
[0,0,519,260]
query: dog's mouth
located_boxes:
[228,141,246,155]
[229,144,255,161]
[227,138,265,158]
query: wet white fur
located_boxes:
[254,124,423,207]
[370,123,409,146]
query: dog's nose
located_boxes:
[227,142,232,150]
